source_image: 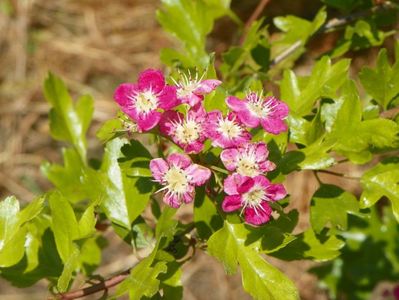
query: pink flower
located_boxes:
[150,153,211,208]
[114,69,178,131]
[205,111,251,148]
[226,91,289,134]
[220,142,276,177]
[222,174,286,226]
[173,72,221,107]
[159,105,207,154]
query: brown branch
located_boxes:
[270,1,398,67]
[240,0,271,44]
[54,269,131,300]
[380,107,399,118]
[317,170,360,180]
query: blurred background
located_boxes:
[0,0,397,299]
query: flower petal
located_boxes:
[136,111,161,131]
[220,148,239,171]
[265,183,287,201]
[195,79,222,94]
[244,202,272,226]
[138,69,165,93]
[238,109,260,128]
[237,177,254,194]
[186,164,211,186]
[158,85,179,110]
[149,158,169,182]
[226,96,247,112]
[268,98,289,118]
[159,110,183,136]
[260,118,288,134]
[167,153,192,169]
[222,195,242,212]
[184,140,205,154]
[254,142,269,161]
[180,93,203,107]
[113,83,138,107]
[163,193,181,208]
[224,173,246,195]
[182,185,195,204]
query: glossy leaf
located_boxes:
[359,48,399,109]
[43,73,93,162]
[311,184,359,233]
[360,157,399,222]
[208,221,299,300]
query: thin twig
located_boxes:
[270,1,398,67]
[317,169,361,180]
[240,0,271,44]
[55,269,131,300]
[313,170,323,185]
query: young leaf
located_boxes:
[359,48,399,109]
[208,221,299,300]
[43,73,93,163]
[311,184,359,233]
[360,157,399,222]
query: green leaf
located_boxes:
[41,148,91,203]
[78,204,96,239]
[327,80,399,163]
[157,0,231,67]
[281,57,350,116]
[311,184,359,233]
[0,196,45,268]
[208,221,299,300]
[116,244,167,299]
[360,157,399,222]
[194,186,223,239]
[156,206,178,248]
[43,73,93,163]
[48,192,79,263]
[271,229,345,262]
[359,48,399,109]
[97,138,154,229]
[96,118,124,143]
[57,246,80,292]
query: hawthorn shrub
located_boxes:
[1,1,399,299]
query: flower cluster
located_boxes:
[114,69,289,225]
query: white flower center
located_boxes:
[241,186,269,216]
[164,166,189,194]
[246,92,276,118]
[177,82,198,98]
[174,119,201,144]
[173,71,205,98]
[131,91,158,114]
[217,118,242,139]
[236,154,259,177]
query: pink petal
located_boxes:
[237,177,254,194]
[186,164,211,186]
[259,160,276,172]
[252,175,271,188]
[226,96,247,112]
[260,118,288,135]
[268,98,289,119]
[163,193,181,208]
[254,142,269,161]
[238,109,260,128]
[136,112,161,131]
[182,185,195,204]
[167,153,192,169]
[222,195,242,212]
[194,79,222,94]
[138,69,165,94]
[159,110,183,135]
[265,183,287,201]
[180,94,203,107]
[220,148,239,171]
[183,141,204,154]
[158,85,179,110]
[114,83,139,108]
[224,173,246,195]
[189,103,207,120]
[149,158,169,182]
[244,202,272,226]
